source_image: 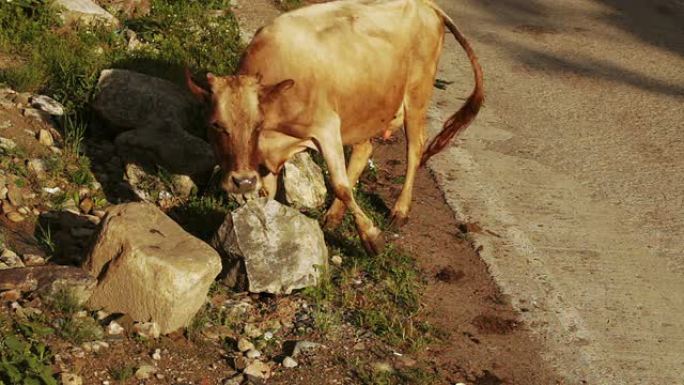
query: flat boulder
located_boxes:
[92,69,197,134]
[83,202,221,334]
[54,0,119,26]
[280,152,327,210]
[212,199,328,294]
[0,265,96,305]
[115,125,215,184]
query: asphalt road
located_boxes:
[427,0,684,383]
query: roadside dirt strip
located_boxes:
[428,0,684,384]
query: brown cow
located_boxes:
[187,0,483,255]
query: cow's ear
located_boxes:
[261,79,295,101]
[185,68,210,102]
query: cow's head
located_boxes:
[185,69,294,196]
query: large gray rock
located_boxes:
[212,199,328,294]
[54,0,119,26]
[92,69,197,134]
[281,152,327,210]
[83,203,221,334]
[115,125,215,184]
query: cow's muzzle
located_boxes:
[223,171,260,195]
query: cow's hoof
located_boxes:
[361,227,385,256]
[389,212,409,229]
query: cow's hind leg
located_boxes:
[316,119,383,255]
[390,96,429,228]
[324,140,374,229]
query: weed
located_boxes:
[36,223,55,255]
[170,194,234,241]
[62,115,87,155]
[67,157,94,186]
[57,316,104,344]
[0,334,57,385]
[45,288,81,315]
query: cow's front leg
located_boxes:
[324,140,374,229]
[260,171,277,199]
[316,120,384,255]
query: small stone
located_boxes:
[133,322,161,339]
[22,254,46,266]
[0,290,21,302]
[31,95,64,116]
[243,361,270,382]
[263,331,273,341]
[237,338,255,352]
[135,364,157,380]
[152,348,162,360]
[37,129,54,146]
[60,373,83,385]
[1,249,25,270]
[7,185,23,206]
[331,255,343,266]
[291,340,322,358]
[93,209,106,218]
[230,355,248,371]
[79,197,93,214]
[245,349,261,359]
[17,206,29,215]
[27,158,47,179]
[43,186,62,195]
[32,208,40,216]
[155,373,165,380]
[50,146,62,154]
[243,323,262,338]
[0,187,7,200]
[353,342,366,351]
[0,137,16,151]
[96,310,109,320]
[282,356,298,368]
[223,374,244,385]
[106,321,124,335]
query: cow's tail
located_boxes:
[420,1,484,166]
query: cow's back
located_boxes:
[240,0,443,142]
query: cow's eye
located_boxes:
[210,122,226,133]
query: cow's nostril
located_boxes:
[232,176,242,188]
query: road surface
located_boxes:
[428,0,684,383]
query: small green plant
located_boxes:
[45,288,81,315]
[0,315,57,385]
[36,223,55,255]
[62,115,87,156]
[58,316,104,344]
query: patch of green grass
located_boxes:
[57,316,104,344]
[66,156,94,186]
[170,194,236,241]
[36,223,55,255]
[45,287,81,315]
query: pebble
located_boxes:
[43,186,62,195]
[82,341,109,353]
[245,349,261,359]
[282,356,298,368]
[37,129,54,146]
[7,185,23,206]
[263,331,273,341]
[31,94,64,116]
[106,321,124,335]
[243,361,270,382]
[60,373,83,385]
[12,92,31,106]
[372,361,393,374]
[22,253,45,266]
[0,249,24,269]
[237,338,255,352]
[152,348,162,360]
[243,323,263,338]
[291,340,322,358]
[0,137,17,151]
[0,187,7,200]
[135,364,157,380]
[1,290,21,302]
[79,197,93,214]
[6,211,24,223]
[331,255,343,266]
[17,206,29,215]
[96,310,109,320]
[133,322,161,339]
[27,158,46,178]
